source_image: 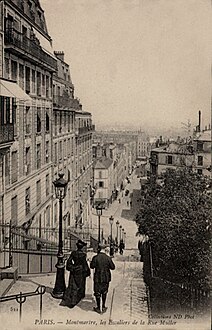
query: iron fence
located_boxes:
[142,240,211,315]
[4,29,57,70]
[0,223,101,272]
[0,285,46,322]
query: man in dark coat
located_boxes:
[90,244,115,314]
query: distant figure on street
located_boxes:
[138,239,144,262]
[127,200,129,206]
[62,240,90,308]
[138,235,149,262]
[119,239,125,255]
[90,244,115,314]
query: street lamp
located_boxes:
[116,220,119,244]
[51,173,68,299]
[123,231,126,243]
[109,216,114,242]
[122,228,125,247]
[109,215,114,257]
[119,225,122,242]
[96,204,103,244]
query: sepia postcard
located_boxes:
[0,0,211,330]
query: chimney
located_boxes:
[54,51,65,62]
[198,110,201,132]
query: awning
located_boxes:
[0,79,31,101]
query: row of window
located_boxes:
[54,112,74,136]
[54,139,74,163]
[166,155,203,166]
[5,139,92,185]
[7,141,50,184]
[5,59,52,98]
[25,107,50,135]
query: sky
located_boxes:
[41,0,211,132]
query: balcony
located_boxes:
[78,125,95,135]
[53,95,82,110]
[0,124,14,145]
[4,29,57,71]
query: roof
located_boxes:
[151,142,193,155]
[94,158,113,169]
[194,130,211,142]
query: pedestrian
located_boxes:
[90,243,115,314]
[127,200,129,206]
[62,240,90,308]
[119,239,124,255]
[138,239,144,262]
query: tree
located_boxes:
[136,168,211,289]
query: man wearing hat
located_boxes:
[62,239,90,308]
[90,243,115,314]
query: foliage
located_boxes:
[136,168,212,289]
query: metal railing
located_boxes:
[0,285,46,322]
[0,124,14,144]
[142,240,211,314]
[4,29,57,70]
[78,125,95,135]
[53,96,81,109]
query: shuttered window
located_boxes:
[36,180,41,206]
[11,195,18,225]
[11,151,18,183]
[25,187,30,215]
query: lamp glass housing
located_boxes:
[53,173,68,200]
[96,205,103,216]
[109,216,114,225]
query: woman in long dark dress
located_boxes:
[62,240,90,308]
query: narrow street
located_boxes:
[0,174,149,329]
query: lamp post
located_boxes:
[96,204,103,244]
[119,225,122,242]
[123,231,126,244]
[116,220,119,244]
[51,173,68,299]
[109,215,114,257]
[122,228,125,248]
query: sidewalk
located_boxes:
[91,173,141,249]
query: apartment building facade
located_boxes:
[53,51,94,231]
[193,129,211,176]
[149,142,195,177]
[1,0,57,251]
[93,157,113,207]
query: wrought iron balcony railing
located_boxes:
[53,95,82,110]
[0,124,14,145]
[78,125,95,135]
[4,29,57,71]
